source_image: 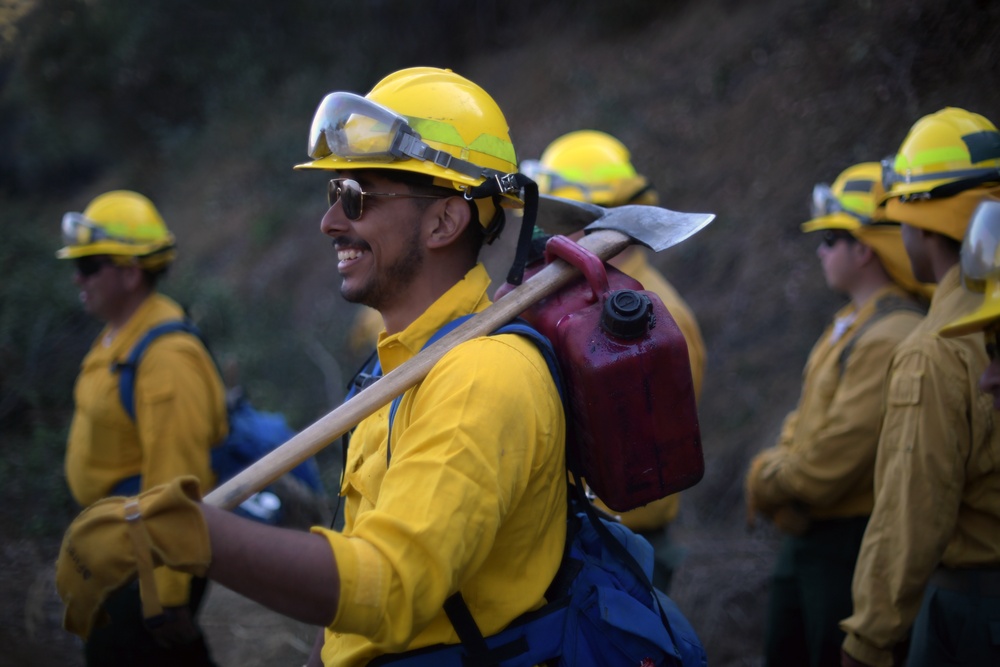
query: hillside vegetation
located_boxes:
[1,1,998,664]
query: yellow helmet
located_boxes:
[801,162,933,298]
[296,67,522,231]
[523,130,655,207]
[883,107,1000,202]
[56,190,176,271]
[941,197,1000,337]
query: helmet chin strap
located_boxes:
[468,173,539,286]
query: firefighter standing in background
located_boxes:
[523,129,707,592]
[840,108,1000,667]
[746,162,931,667]
[57,190,226,666]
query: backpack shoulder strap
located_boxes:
[838,294,927,377]
[115,320,201,421]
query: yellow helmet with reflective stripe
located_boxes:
[56,191,176,271]
[883,107,1000,201]
[802,162,933,298]
[802,162,884,232]
[296,67,521,229]
[531,130,655,207]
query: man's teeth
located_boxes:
[338,248,365,261]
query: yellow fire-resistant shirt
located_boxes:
[592,250,706,531]
[64,293,227,605]
[747,284,925,522]
[841,266,1000,667]
[314,264,567,666]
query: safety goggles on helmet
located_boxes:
[61,212,135,248]
[881,154,1000,202]
[520,159,615,201]
[811,183,873,224]
[960,199,1000,292]
[308,92,512,188]
[327,178,451,221]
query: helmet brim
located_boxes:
[940,299,1000,337]
[800,213,859,233]
[294,156,524,208]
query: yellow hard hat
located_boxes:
[941,197,1000,337]
[56,190,176,271]
[296,67,522,230]
[801,162,933,298]
[883,107,1000,202]
[524,130,656,207]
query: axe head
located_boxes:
[536,194,715,253]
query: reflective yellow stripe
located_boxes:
[557,163,636,184]
[896,146,968,171]
[408,117,515,164]
[102,221,165,242]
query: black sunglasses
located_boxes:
[327,178,450,221]
[74,256,115,277]
[821,230,856,248]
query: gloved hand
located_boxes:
[55,476,211,639]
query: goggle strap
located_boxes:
[503,174,540,286]
[395,133,489,181]
[918,171,1000,201]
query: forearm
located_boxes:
[202,504,339,626]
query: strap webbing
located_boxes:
[122,499,164,623]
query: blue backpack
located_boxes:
[112,320,324,521]
[347,316,707,667]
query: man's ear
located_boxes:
[120,262,146,292]
[425,196,472,249]
[852,241,877,266]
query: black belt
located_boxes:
[929,567,1000,597]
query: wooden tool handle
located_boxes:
[204,229,630,509]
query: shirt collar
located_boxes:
[377,263,492,374]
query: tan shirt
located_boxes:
[841,265,1000,666]
[747,284,925,521]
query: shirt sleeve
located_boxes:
[135,336,225,606]
[841,345,968,664]
[317,335,564,649]
[752,330,897,511]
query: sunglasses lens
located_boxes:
[328,179,364,220]
[75,257,106,277]
[822,230,854,247]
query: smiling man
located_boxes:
[56,68,567,667]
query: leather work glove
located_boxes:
[55,476,211,639]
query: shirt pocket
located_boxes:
[882,370,923,453]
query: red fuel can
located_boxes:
[496,235,703,511]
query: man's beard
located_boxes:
[341,228,424,311]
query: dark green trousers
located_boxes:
[907,568,1000,666]
[764,516,868,667]
[84,577,216,667]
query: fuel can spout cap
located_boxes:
[601,290,653,339]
